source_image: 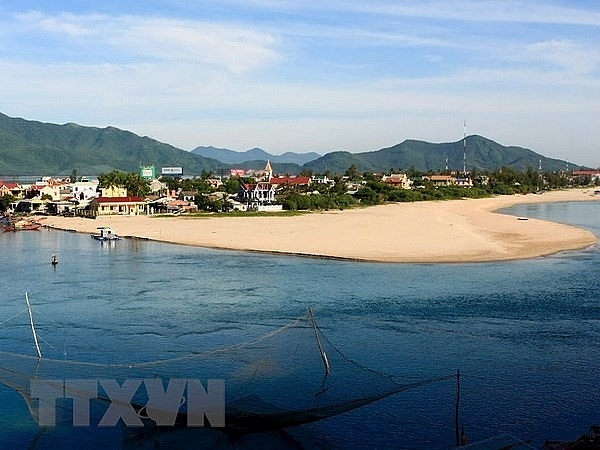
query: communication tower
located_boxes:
[463,119,467,174]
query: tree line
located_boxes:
[1,165,597,214]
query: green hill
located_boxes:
[0,113,580,177]
[304,136,574,173]
[0,113,223,176]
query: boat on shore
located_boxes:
[3,218,41,231]
[91,226,122,241]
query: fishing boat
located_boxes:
[91,226,122,241]
[3,219,41,231]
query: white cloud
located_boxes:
[524,39,600,74]
[12,12,281,73]
[276,0,600,26]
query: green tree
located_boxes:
[353,187,381,205]
[124,173,151,197]
[220,177,241,195]
[345,164,361,181]
[160,176,182,193]
[98,170,126,189]
[98,170,150,197]
[0,194,16,213]
[329,175,347,195]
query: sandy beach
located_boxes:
[40,189,599,263]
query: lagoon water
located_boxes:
[1,200,599,449]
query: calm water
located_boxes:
[1,200,599,449]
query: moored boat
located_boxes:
[91,226,122,241]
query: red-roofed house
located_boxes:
[381,174,412,189]
[572,170,600,182]
[269,176,311,189]
[0,181,22,197]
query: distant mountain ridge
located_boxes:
[303,136,575,173]
[191,146,321,166]
[0,112,584,177]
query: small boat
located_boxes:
[517,217,529,221]
[3,219,41,231]
[91,227,122,241]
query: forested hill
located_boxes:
[303,135,574,173]
[0,113,221,176]
[0,112,580,177]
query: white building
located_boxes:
[71,180,99,201]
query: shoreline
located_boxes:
[40,189,599,263]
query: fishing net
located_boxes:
[0,303,453,434]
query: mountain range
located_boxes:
[0,112,585,177]
[302,137,573,173]
[191,146,321,166]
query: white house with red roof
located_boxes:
[572,169,600,182]
[0,181,22,197]
[237,182,275,205]
[381,173,412,189]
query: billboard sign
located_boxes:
[139,165,156,179]
[161,167,183,176]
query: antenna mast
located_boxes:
[463,119,467,174]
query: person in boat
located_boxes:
[51,254,58,265]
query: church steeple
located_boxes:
[264,159,273,181]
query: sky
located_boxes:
[1,1,599,167]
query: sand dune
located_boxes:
[40,189,599,263]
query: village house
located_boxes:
[71,180,99,201]
[455,176,473,188]
[25,178,70,200]
[572,170,600,183]
[166,199,197,213]
[179,191,197,202]
[381,173,413,189]
[423,174,456,187]
[310,175,336,186]
[269,175,311,190]
[421,174,473,188]
[38,184,62,200]
[0,181,22,197]
[87,196,147,217]
[148,179,167,194]
[230,169,245,177]
[237,182,276,206]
